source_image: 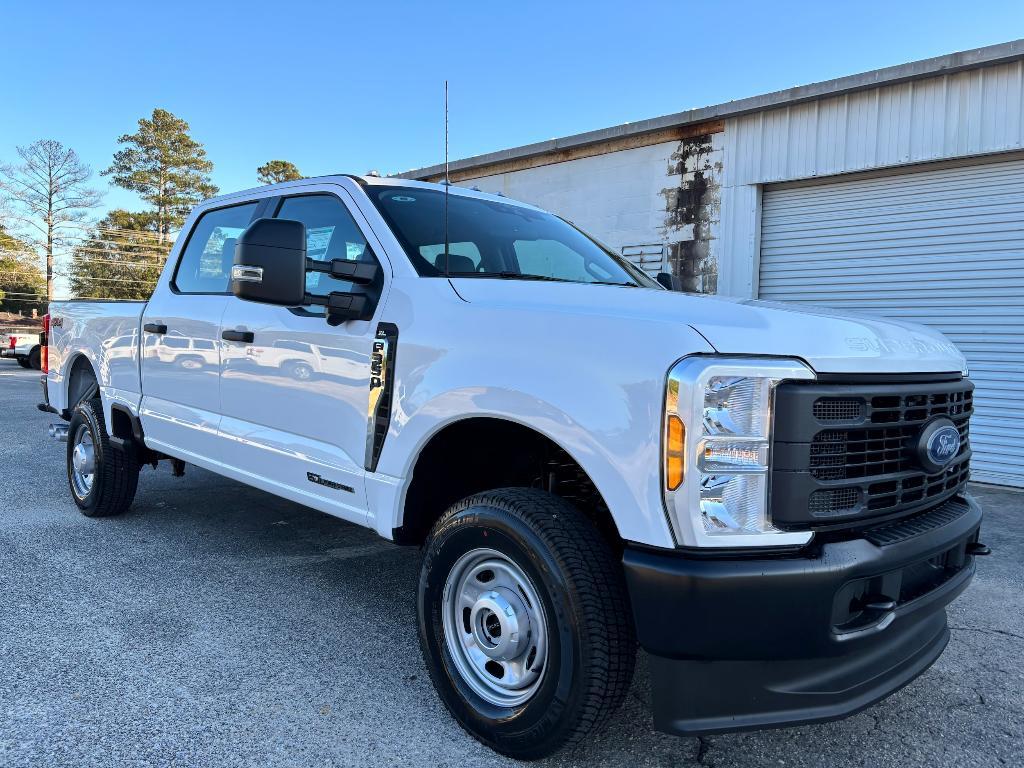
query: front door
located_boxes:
[217,188,387,524]
[140,201,259,460]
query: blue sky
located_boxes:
[2,0,1023,219]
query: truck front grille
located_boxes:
[771,376,973,530]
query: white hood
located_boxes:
[450,280,967,375]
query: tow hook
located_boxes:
[966,542,992,556]
[48,423,69,442]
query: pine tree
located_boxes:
[104,109,218,243]
[257,160,303,185]
[67,210,169,300]
[0,224,46,313]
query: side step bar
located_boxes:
[48,423,69,442]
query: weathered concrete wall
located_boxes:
[455,132,724,292]
[661,132,723,293]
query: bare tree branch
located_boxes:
[0,139,103,303]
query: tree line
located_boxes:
[0,109,304,311]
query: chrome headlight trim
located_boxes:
[664,356,816,548]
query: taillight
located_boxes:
[7,336,13,350]
[41,314,49,374]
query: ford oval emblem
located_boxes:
[917,418,961,473]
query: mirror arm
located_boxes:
[305,258,379,286]
[303,291,373,326]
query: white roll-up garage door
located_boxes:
[759,155,1024,487]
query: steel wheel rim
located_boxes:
[442,547,548,707]
[70,423,96,499]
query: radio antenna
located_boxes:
[443,79,450,277]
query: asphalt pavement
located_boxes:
[1,358,1021,767]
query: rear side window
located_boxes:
[173,203,258,293]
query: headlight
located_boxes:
[663,357,815,548]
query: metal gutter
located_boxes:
[398,39,1024,180]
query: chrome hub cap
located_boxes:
[442,548,548,707]
[70,424,96,498]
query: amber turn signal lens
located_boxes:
[666,415,685,490]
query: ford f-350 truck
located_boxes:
[40,176,987,759]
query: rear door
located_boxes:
[140,201,259,460]
[217,188,387,524]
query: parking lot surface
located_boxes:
[1,358,1021,767]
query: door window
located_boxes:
[173,203,258,293]
[275,195,378,303]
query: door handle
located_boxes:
[221,329,255,343]
[144,323,167,334]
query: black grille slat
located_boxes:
[771,377,974,529]
[808,488,861,517]
[810,415,970,481]
[862,497,971,546]
[813,398,863,421]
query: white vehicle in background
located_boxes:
[38,175,988,759]
[1,329,42,369]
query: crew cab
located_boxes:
[3,329,42,368]
[40,175,987,759]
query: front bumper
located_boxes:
[623,494,983,736]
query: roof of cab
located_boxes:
[201,174,540,211]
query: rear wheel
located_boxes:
[418,488,636,760]
[66,397,139,517]
[27,346,41,370]
[16,356,30,368]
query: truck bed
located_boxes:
[46,300,147,417]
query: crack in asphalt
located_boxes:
[949,625,1024,643]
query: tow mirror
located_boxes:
[657,271,681,291]
[232,216,382,324]
[231,218,307,305]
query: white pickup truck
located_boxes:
[2,329,42,368]
[41,175,987,759]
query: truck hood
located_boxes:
[449,279,967,375]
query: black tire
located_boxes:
[66,397,139,517]
[418,488,636,760]
[16,356,31,368]
[27,347,41,369]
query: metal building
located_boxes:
[403,40,1024,487]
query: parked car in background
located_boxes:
[1,329,42,369]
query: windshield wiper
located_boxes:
[449,271,572,282]
[449,271,636,286]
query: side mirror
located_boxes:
[657,271,681,291]
[231,218,307,306]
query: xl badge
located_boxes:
[916,418,961,474]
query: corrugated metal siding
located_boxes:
[759,156,1024,487]
[725,60,1024,188]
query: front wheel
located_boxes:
[66,397,139,517]
[418,488,636,760]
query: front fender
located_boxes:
[372,282,715,547]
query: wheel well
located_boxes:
[66,355,98,409]
[396,418,621,549]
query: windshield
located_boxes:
[368,185,658,287]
